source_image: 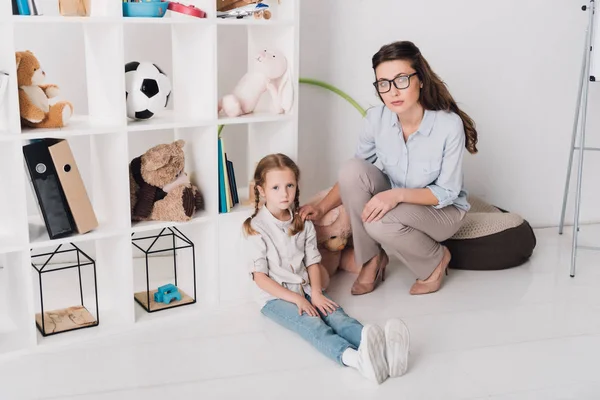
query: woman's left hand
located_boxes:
[362,189,401,223]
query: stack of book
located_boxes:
[218,135,240,213]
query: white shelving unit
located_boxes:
[0,0,299,355]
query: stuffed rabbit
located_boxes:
[220,48,293,117]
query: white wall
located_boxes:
[298,0,600,228]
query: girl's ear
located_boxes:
[256,184,266,199]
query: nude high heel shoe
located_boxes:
[351,250,389,296]
[409,246,451,295]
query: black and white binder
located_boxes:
[23,140,76,239]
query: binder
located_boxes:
[47,139,98,235]
[23,140,75,239]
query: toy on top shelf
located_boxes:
[154,284,182,304]
[218,48,293,118]
[129,140,205,223]
[125,61,172,121]
[59,0,90,16]
[217,0,278,19]
[123,0,170,18]
[16,51,73,130]
[167,2,207,18]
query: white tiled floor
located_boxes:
[1,225,600,399]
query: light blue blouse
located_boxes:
[355,105,470,212]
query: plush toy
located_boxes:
[129,140,204,222]
[16,50,73,129]
[219,48,293,117]
[306,188,360,278]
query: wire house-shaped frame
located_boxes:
[131,227,197,313]
[31,243,99,337]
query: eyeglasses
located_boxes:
[373,72,419,93]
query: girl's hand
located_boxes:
[310,292,339,316]
[298,204,324,221]
[294,295,319,317]
[362,189,401,223]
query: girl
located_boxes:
[300,40,477,296]
[243,153,410,384]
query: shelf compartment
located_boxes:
[128,127,215,231]
[31,243,99,337]
[31,235,135,346]
[217,23,296,120]
[23,133,129,247]
[123,23,175,129]
[14,23,90,133]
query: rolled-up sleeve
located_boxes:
[245,233,269,278]
[427,118,466,209]
[303,221,322,267]
[355,110,377,164]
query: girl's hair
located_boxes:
[372,40,478,154]
[243,153,304,237]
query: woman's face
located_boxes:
[374,59,422,115]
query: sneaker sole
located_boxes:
[358,325,388,384]
[385,319,410,377]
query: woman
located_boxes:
[299,40,478,296]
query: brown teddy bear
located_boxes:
[16,50,73,129]
[306,188,360,278]
[129,140,204,222]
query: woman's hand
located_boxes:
[298,204,324,221]
[362,189,402,223]
[310,292,339,316]
[294,295,319,317]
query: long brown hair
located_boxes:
[372,41,478,154]
[242,153,304,237]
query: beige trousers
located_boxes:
[339,158,466,280]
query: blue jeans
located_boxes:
[261,292,363,365]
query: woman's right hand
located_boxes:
[298,204,324,221]
[295,295,319,317]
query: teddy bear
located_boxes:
[219,48,293,117]
[129,140,204,222]
[16,50,73,129]
[306,188,361,278]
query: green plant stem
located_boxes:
[299,77,366,117]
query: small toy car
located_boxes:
[154,284,182,304]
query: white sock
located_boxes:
[342,348,359,368]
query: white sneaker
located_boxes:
[356,324,389,384]
[385,319,410,377]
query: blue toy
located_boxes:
[154,284,182,304]
[123,1,170,18]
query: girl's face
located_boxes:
[257,167,297,212]
[374,59,422,115]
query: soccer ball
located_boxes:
[125,61,171,120]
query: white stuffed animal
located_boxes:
[220,48,293,117]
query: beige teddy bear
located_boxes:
[16,50,73,129]
[129,140,204,222]
[306,188,361,279]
